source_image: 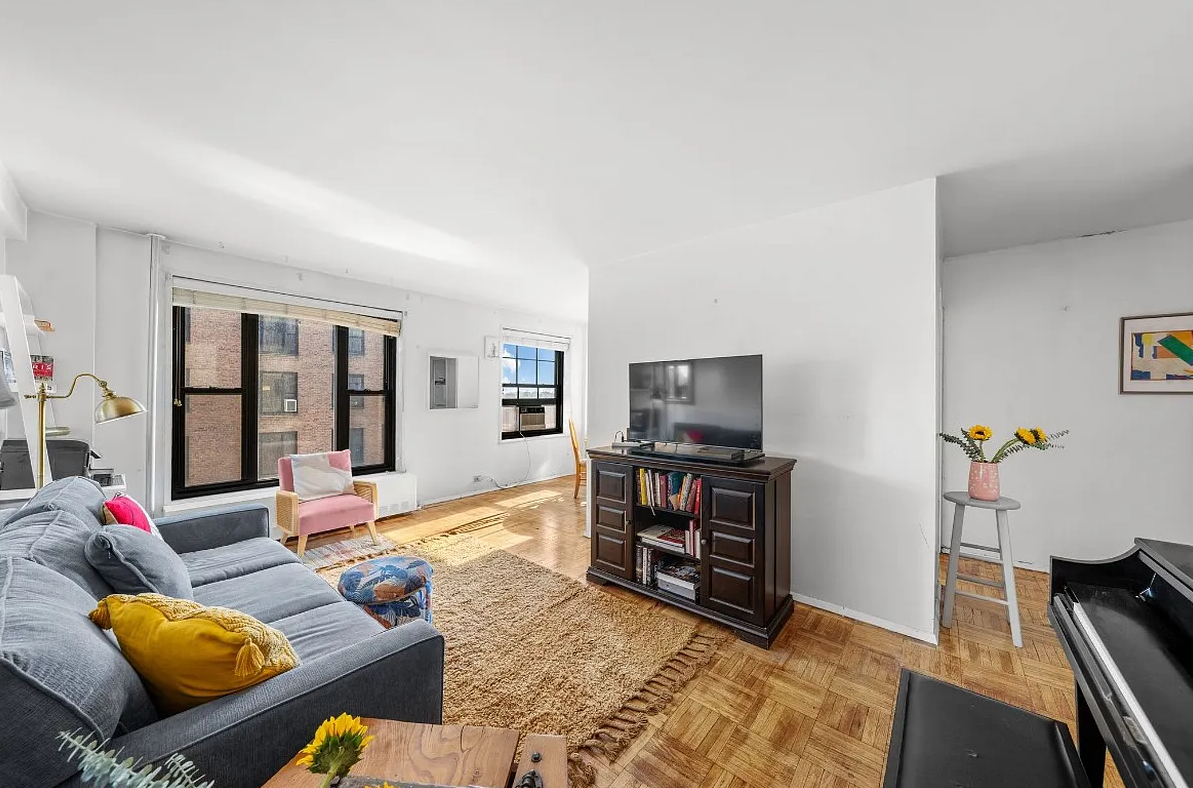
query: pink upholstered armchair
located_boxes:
[276,450,380,556]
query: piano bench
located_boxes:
[883,669,1091,788]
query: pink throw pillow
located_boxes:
[102,495,162,539]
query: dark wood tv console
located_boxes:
[585,446,796,648]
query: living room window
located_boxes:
[501,342,564,439]
[172,301,399,499]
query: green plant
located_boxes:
[939,425,1068,463]
[57,731,214,788]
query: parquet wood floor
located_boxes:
[304,476,1124,788]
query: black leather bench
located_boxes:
[883,669,1091,788]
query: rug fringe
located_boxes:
[568,627,729,787]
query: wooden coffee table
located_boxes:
[262,720,567,788]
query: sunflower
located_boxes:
[296,713,375,787]
[1015,427,1037,445]
[966,425,992,441]
[1032,427,1048,444]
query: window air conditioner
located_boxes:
[283,398,298,413]
[518,405,546,431]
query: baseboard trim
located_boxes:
[792,593,938,645]
[938,545,1045,574]
[416,471,573,509]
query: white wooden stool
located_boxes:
[941,491,1023,647]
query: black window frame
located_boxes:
[500,343,564,440]
[172,308,397,499]
[348,373,365,409]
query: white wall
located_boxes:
[942,219,1193,569]
[5,212,98,440]
[589,179,941,639]
[95,229,153,502]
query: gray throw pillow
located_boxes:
[85,526,193,599]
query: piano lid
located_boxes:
[1070,580,1193,785]
[1138,539,1193,598]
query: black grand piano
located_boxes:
[1050,538,1193,788]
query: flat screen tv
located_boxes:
[628,354,762,450]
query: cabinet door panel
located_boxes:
[708,486,756,531]
[701,476,764,623]
[595,505,628,533]
[589,461,632,579]
[709,530,755,569]
[594,464,630,506]
[593,532,630,576]
[707,565,756,616]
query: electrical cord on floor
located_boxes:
[478,430,533,490]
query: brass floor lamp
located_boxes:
[24,372,145,489]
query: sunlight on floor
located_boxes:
[494,490,562,508]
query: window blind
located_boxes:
[501,328,570,352]
[173,285,401,336]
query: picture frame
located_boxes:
[1120,312,1193,394]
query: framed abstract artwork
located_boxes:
[1120,312,1193,393]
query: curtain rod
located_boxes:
[172,274,404,319]
[502,326,571,340]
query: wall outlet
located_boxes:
[473,475,485,483]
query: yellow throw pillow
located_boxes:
[90,593,300,714]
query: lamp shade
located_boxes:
[95,394,145,423]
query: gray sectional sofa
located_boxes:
[0,477,444,788]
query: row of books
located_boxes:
[637,469,702,513]
[635,545,658,585]
[639,522,701,559]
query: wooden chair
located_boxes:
[568,419,588,499]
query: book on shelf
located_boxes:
[655,556,700,600]
[637,469,702,514]
[639,523,700,558]
[636,545,657,585]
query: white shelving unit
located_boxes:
[0,274,59,487]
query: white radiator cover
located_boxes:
[368,472,418,518]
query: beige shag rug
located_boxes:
[314,531,724,787]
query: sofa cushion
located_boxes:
[91,593,300,715]
[269,601,384,662]
[0,557,157,788]
[192,562,344,624]
[298,493,375,535]
[181,537,300,586]
[0,509,113,598]
[85,527,193,598]
[101,494,162,539]
[8,475,106,528]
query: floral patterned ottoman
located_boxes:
[336,555,433,628]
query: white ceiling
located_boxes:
[1,2,1191,318]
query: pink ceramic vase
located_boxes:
[968,461,1000,501]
